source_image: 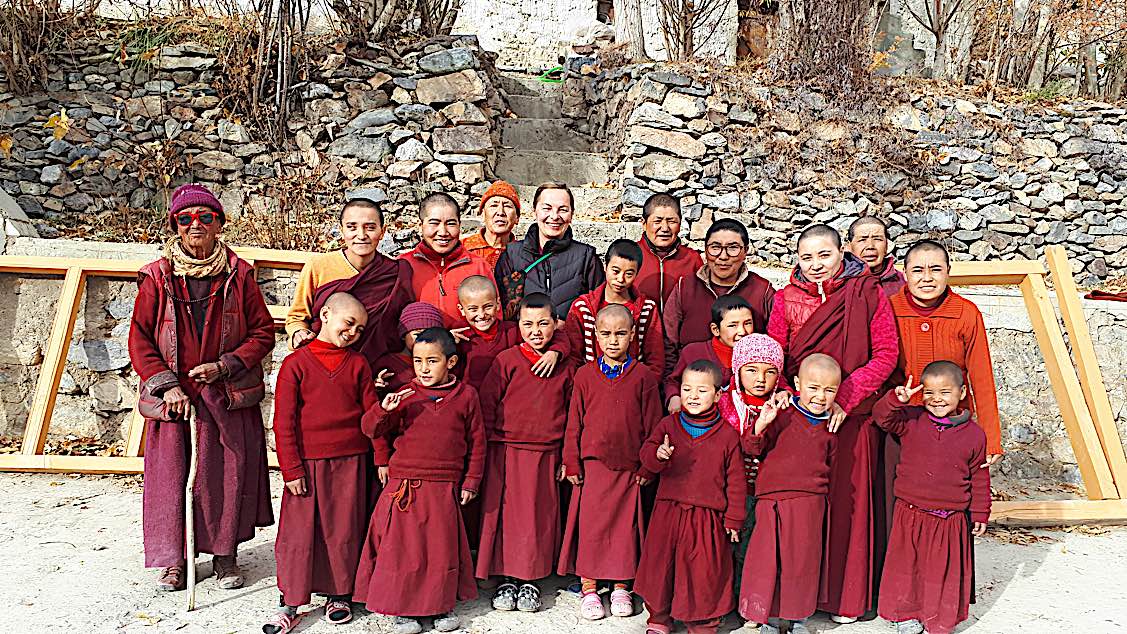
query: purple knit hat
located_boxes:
[169,183,225,229]
[398,302,444,338]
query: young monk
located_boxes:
[717,334,787,595]
[847,216,905,297]
[354,328,485,634]
[664,295,756,413]
[559,304,664,620]
[266,293,374,633]
[566,239,663,373]
[372,302,445,397]
[767,223,897,623]
[634,360,745,634]
[739,354,842,634]
[476,293,575,612]
[453,275,567,390]
[873,362,990,634]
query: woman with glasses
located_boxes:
[661,219,775,384]
[128,183,275,593]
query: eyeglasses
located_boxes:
[174,210,219,226]
[705,243,746,257]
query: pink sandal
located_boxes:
[609,587,633,616]
[324,598,352,624]
[580,592,606,620]
[262,610,301,634]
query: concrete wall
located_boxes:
[454,0,598,70]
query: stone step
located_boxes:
[494,149,610,187]
[514,184,620,217]
[507,94,562,119]
[497,73,562,98]
[500,118,592,152]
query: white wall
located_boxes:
[454,0,598,70]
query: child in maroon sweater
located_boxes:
[476,293,576,612]
[559,304,663,620]
[634,360,745,634]
[665,295,757,412]
[873,361,990,634]
[739,353,841,634]
[354,328,485,634]
[266,293,376,633]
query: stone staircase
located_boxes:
[494,74,629,252]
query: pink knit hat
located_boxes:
[169,183,225,229]
[398,302,444,337]
[731,333,784,378]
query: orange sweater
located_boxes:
[889,288,1002,454]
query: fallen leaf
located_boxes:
[68,156,87,170]
[0,135,12,159]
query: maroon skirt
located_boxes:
[634,500,734,623]
[818,414,877,618]
[475,443,560,580]
[142,386,273,567]
[878,500,973,634]
[353,479,477,616]
[739,494,825,623]
[275,455,369,606]
[558,459,646,580]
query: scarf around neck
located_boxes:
[598,354,633,379]
[164,236,229,278]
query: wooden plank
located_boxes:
[1020,273,1118,500]
[991,499,1127,526]
[0,256,145,276]
[21,268,87,455]
[949,259,1046,286]
[232,246,312,269]
[0,454,145,474]
[123,409,147,458]
[1046,246,1127,497]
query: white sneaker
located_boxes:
[830,615,859,624]
[392,617,422,634]
[896,619,924,634]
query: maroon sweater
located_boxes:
[362,380,486,492]
[663,340,732,404]
[372,351,415,396]
[456,321,570,390]
[743,407,836,499]
[273,346,378,481]
[640,414,746,530]
[873,391,991,523]
[564,361,664,478]
[480,347,575,450]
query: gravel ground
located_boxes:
[3,472,1125,633]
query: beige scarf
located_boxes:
[163,237,230,278]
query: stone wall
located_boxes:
[0,35,509,251]
[564,63,1127,285]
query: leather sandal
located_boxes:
[156,564,185,591]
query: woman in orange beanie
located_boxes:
[464,180,521,270]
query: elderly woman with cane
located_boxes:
[128,183,275,592]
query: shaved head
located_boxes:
[921,360,965,388]
[324,292,367,320]
[595,303,634,329]
[457,275,497,302]
[847,216,889,241]
[798,223,842,249]
[798,353,842,384]
[904,239,950,268]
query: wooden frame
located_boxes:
[1,249,1125,525]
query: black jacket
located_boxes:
[495,224,604,319]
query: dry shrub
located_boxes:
[225,162,344,252]
[0,0,98,94]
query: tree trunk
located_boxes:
[1081,43,1099,97]
[615,0,648,60]
[370,0,405,39]
[933,27,948,79]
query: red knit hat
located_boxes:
[169,183,225,229]
[478,180,521,214]
[398,302,445,338]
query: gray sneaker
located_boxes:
[392,616,422,634]
[896,620,924,634]
[516,583,541,612]
[789,620,812,634]
[758,624,780,634]
[492,583,518,611]
[434,613,460,632]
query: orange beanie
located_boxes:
[478,180,521,214]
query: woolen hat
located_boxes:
[168,183,225,228]
[398,301,445,338]
[478,180,521,214]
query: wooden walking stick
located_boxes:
[185,405,199,612]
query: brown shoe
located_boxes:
[213,555,244,589]
[157,564,186,591]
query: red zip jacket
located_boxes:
[399,242,495,326]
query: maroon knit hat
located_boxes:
[169,183,225,229]
[398,301,444,338]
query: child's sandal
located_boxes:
[262,610,301,634]
[516,583,541,612]
[324,598,352,624]
[608,588,633,617]
[580,592,606,620]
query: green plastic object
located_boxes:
[538,66,564,83]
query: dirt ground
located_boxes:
[3,472,1126,634]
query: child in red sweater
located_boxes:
[354,327,485,634]
[664,295,756,412]
[565,239,664,374]
[476,293,575,612]
[634,360,745,634]
[873,361,990,634]
[265,292,377,633]
[739,353,841,634]
[717,334,787,599]
[559,304,663,620]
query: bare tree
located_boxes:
[615,0,648,60]
[772,0,877,91]
[656,0,731,61]
[896,0,980,80]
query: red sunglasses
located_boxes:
[174,210,220,226]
